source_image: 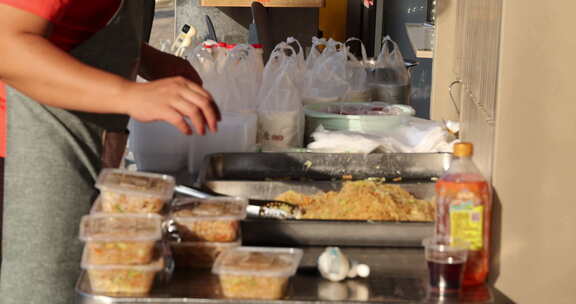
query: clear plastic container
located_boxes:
[169,197,248,242]
[127,119,189,173]
[212,247,303,300]
[82,247,164,294]
[79,214,162,265]
[89,196,106,214]
[96,169,175,213]
[188,112,258,175]
[170,239,241,268]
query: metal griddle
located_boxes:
[195,153,451,247]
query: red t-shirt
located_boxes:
[0,0,122,157]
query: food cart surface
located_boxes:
[76,247,506,304]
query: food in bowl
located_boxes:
[326,104,407,116]
[275,180,434,221]
[96,169,175,213]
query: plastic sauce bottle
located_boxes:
[435,142,491,286]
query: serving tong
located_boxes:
[173,185,302,220]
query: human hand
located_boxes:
[121,77,219,135]
[363,0,374,8]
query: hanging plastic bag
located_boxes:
[257,39,305,150]
[187,42,232,110]
[369,36,411,104]
[373,36,409,85]
[223,44,264,112]
[301,38,350,105]
[344,38,370,101]
[306,37,327,70]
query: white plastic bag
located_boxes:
[188,42,230,110]
[220,44,264,112]
[188,42,264,113]
[368,36,411,103]
[344,38,370,101]
[301,38,350,104]
[257,39,305,150]
[305,37,327,70]
[373,36,410,86]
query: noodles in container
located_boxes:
[212,247,303,300]
[81,246,164,294]
[168,197,247,242]
[303,102,415,141]
[95,169,175,214]
[79,214,163,265]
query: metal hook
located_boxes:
[449,80,462,115]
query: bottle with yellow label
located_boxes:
[435,142,491,286]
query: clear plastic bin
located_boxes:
[96,169,175,213]
[128,119,189,173]
[169,197,247,242]
[82,247,164,294]
[79,214,162,265]
[212,247,303,300]
[170,239,241,268]
[187,112,258,175]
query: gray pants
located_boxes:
[1,87,103,304]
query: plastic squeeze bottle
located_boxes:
[435,142,492,286]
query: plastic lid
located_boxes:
[453,142,473,157]
[79,214,163,242]
[356,264,370,278]
[170,197,248,221]
[96,169,175,200]
[81,246,164,271]
[169,238,241,249]
[212,247,303,277]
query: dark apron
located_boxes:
[1,1,155,303]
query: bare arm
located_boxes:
[0,4,218,135]
[139,43,203,85]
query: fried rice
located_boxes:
[275,180,434,221]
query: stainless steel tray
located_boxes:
[198,152,451,182]
[76,247,499,304]
[75,247,429,304]
[194,153,450,247]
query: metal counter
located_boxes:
[76,247,503,304]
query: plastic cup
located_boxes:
[422,236,468,298]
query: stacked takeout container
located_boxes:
[79,169,174,294]
[166,197,246,268]
[79,169,304,299]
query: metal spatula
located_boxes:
[173,185,302,220]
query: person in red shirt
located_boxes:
[0,1,219,303]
